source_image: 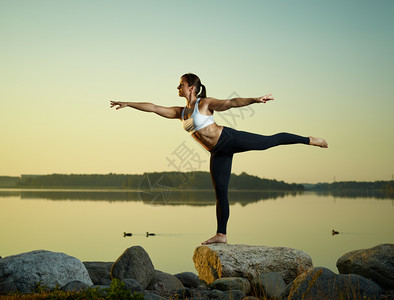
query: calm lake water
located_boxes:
[1,189,393,275]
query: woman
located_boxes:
[110,73,328,245]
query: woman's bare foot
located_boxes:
[201,233,227,245]
[309,136,328,148]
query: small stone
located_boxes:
[92,285,110,296]
[219,289,245,300]
[210,289,224,298]
[175,287,196,299]
[83,261,113,285]
[143,291,167,300]
[209,277,251,294]
[123,278,142,292]
[61,280,90,292]
[174,271,200,288]
[250,272,286,299]
[146,270,184,294]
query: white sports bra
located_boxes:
[181,98,215,134]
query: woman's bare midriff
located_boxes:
[192,123,223,151]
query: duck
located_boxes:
[332,229,339,235]
[146,232,156,237]
[123,232,132,237]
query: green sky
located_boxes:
[1,0,393,183]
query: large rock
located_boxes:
[287,267,383,300]
[83,261,113,285]
[193,244,313,284]
[0,250,93,294]
[110,246,154,290]
[337,243,394,290]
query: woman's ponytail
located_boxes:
[198,84,207,99]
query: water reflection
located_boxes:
[314,190,394,199]
[0,189,392,205]
[0,189,304,206]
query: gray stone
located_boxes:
[209,277,251,294]
[287,267,383,300]
[110,246,155,290]
[0,250,93,294]
[83,261,113,285]
[337,243,394,290]
[209,289,224,298]
[143,291,167,300]
[219,289,245,300]
[92,284,110,296]
[61,280,90,292]
[250,272,286,299]
[146,270,183,296]
[123,278,142,292]
[174,271,200,288]
[175,287,196,299]
[193,244,313,284]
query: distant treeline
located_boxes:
[312,181,394,191]
[1,172,304,191]
[311,181,394,198]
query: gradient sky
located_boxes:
[1,0,393,183]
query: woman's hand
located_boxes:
[256,94,274,103]
[110,101,128,110]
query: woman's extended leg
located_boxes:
[230,131,311,153]
[229,130,328,152]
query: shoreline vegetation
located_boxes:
[0,172,393,198]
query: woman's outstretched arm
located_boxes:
[110,101,183,119]
[206,94,274,112]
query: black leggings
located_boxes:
[209,127,310,234]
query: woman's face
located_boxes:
[177,77,193,98]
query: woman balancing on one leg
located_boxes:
[110,73,328,245]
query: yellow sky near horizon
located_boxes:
[1,0,393,183]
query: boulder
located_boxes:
[146,270,184,296]
[0,250,93,294]
[174,271,200,288]
[209,277,250,294]
[193,244,313,284]
[83,261,113,285]
[287,267,383,300]
[337,243,394,290]
[250,272,286,299]
[110,246,154,290]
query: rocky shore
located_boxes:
[0,243,393,299]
